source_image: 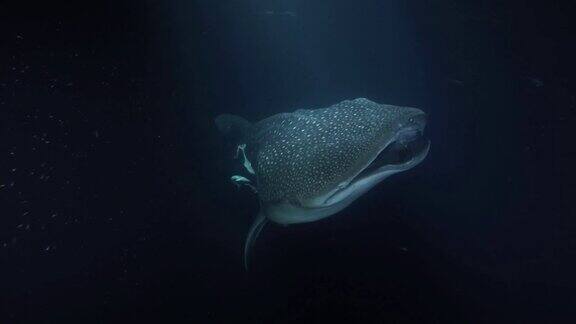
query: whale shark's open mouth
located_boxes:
[320,122,430,207]
[357,127,429,178]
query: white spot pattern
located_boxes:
[249,98,422,202]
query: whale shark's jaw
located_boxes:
[266,113,429,225]
[321,136,430,207]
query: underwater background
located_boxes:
[1,0,575,322]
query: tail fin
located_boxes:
[244,210,268,270]
[214,114,252,144]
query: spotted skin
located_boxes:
[216,97,428,269]
[249,98,418,203]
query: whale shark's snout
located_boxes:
[384,109,428,164]
[294,105,429,214]
[396,110,426,143]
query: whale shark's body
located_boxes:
[215,98,430,268]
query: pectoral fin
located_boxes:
[243,210,268,270]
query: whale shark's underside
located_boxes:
[215,98,430,268]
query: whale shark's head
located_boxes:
[249,98,430,224]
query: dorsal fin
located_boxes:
[214,114,252,144]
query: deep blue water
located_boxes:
[1,0,575,322]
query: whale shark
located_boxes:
[215,98,430,268]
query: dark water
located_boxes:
[1,0,575,322]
